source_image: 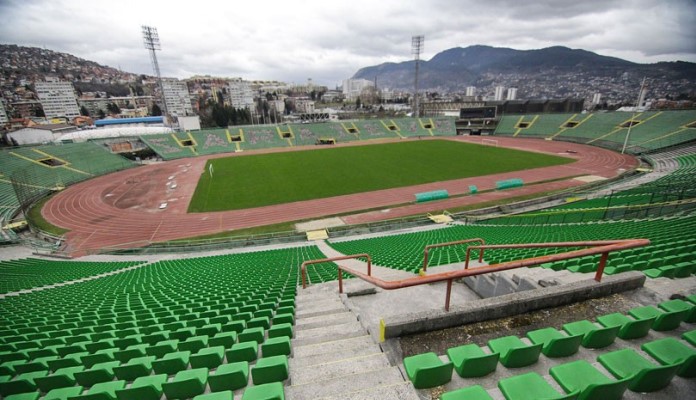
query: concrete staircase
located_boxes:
[287,282,419,400]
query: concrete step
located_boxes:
[295,300,346,318]
[292,320,365,347]
[295,311,357,331]
[288,367,405,400]
[317,381,419,400]
[291,341,382,368]
[292,335,375,359]
[290,353,391,386]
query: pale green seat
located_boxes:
[226,341,258,362]
[562,320,619,349]
[178,336,209,353]
[151,351,190,375]
[209,332,237,349]
[35,366,84,393]
[659,299,696,323]
[145,340,178,358]
[113,355,154,381]
[445,343,499,377]
[642,337,696,378]
[596,313,654,340]
[0,370,47,397]
[487,336,543,368]
[550,360,630,400]
[526,327,583,358]
[162,367,208,399]
[44,386,84,400]
[267,323,293,339]
[67,380,126,400]
[403,352,453,389]
[208,361,248,392]
[498,372,578,400]
[683,329,696,346]
[441,385,493,400]
[628,305,687,331]
[74,361,119,387]
[251,355,289,385]
[598,348,681,392]
[238,327,265,344]
[241,381,284,400]
[190,346,225,369]
[115,374,166,400]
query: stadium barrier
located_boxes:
[415,190,450,203]
[496,178,524,190]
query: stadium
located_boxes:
[1,109,696,400]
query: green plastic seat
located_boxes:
[113,355,154,381]
[562,320,619,349]
[642,337,696,378]
[659,299,696,323]
[80,349,117,369]
[238,327,265,344]
[445,343,499,377]
[178,336,209,353]
[5,392,40,400]
[169,327,196,342]
[487,336,543,368]
[194,391,233,400]
[598,348,681,392]
[74,361,119,387]
[67,380,125,400]
[162,367,208,399]
[267,323,293,339]
[146,339,178,358]
[0,370,47,397]
[441,385,493,400]
[114,344,147,364]
[403,352,453,389]
[115,374,166,400]
[44,386,84,400]
[272,313,294,326]
[226,341,258,362]
[221,321,246,334]
[14,358,51,374]
[196,324,221,338]
[498,372,578,400]
[208,361,248,392]
[596,313,654,340]
[247,317,271,330]
[262,336,292,358]
[190,346,225,369]
[36,366,84,392]
[550,360,630,400]
[251,355,289,385]
[151,351,190,375]
[628,305,687,331]
[241,381,284,400]
[526,327,583,358]
[683,329,696,346]
[209,332,237,349]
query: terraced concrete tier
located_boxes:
[288,366,412,400]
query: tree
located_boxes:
[355,97,361,109]
[97,109,106,119]
[106,103,121,114]
[80,106,90,116]
[34,107,45,118]
[151,104,162,116]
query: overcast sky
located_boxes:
[1,0,695,87]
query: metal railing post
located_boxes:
[445,279,453,311]
[594,252,609,282]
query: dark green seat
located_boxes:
[178,336,209,353]
[498,372,578,400]
[113,355,154,381]
[114,344,147,363]
[550,360,630,400]
[5,392,40,400]
[445,343,499,377]
[526,327,583,358]
[251,355,289,385]
[441,385,493,400]
[74,361,119,386]
[487,335,543,368]
[598,348,680,392]
[272,313,294,326]
[190,346,225,369]
[238,327,265,344]
[642,337,696,377]
[43,386,84,400]
[562,320,619,349]
[247,317,271,330]
[0,370,47,397]
[194,391,233,400]
[151,350,190,375]
[67,380,125,400]
[146,339,178,358]
[162,367,208,399]
[683,329,696,346]
[115,374,166,400]
[209,332,237,349]
[208,361,248,392]
[403,352,453,389]
[267,323,293,339]
[35,366,84,392]
[628,305,687,331]
[596,313,654,340]
[659,299,696,323]
[226,341,258,362]
[241,381,284,400]
[80,349,117,369]
[262,336,292,358]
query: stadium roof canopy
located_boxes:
[56,126,174,142]
[94,116,164,126]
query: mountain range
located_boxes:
[352,45,696,97]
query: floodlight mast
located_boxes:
[142,25,169,119]
[412,35,424,118]
[622,76,647,154]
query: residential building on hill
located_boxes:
[35,81,80,119]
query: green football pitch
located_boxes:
[188,139,572,212]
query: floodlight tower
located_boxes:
[411,35,424,118]
[142,25,169,119]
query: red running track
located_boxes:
[42,136,637,256]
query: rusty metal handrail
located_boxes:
[422,238,485,271]
[301,253,371,291]
[301,239,649,311]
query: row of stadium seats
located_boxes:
[403,295,696,399]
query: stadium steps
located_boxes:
[287,282,419,400]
